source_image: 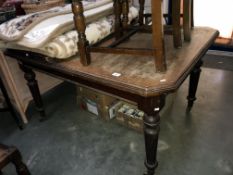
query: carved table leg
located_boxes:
[187,60,203,110]
[11,148,31,175]
[18,62,46,121]
[138,95,166,175]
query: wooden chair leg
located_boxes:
[187,60,203,111]
[18,62,46,121]
[183,0,192,41]
[11,149,30,175]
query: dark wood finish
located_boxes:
[108,29,138,48]
[18,62,46,120]
[0,144,30,175]
[0,76,23,129]
[90,47,155,56]
[172,0,182,48]
[151,0,166,72]
[191,0,194,27]
[187,60,203,110]
[183,0,192,41]
[122,0,129,29]
[5,28,218,97]
[71,0,194,72]
[138,0,145,25]
[138,95,165,175]
[72,0,91,66]
[4,27,218,175]
[167,0,194,36]
[114,0,123,38]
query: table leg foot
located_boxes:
[138,96,165,175]
[19,62,46,120]
[187,60,203,111]
[143,113,160,175]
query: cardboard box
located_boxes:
[77,86,117,120]
[116,103,144,133]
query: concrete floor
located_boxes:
[0,53,233,175]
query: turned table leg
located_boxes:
[138,95,165,175]
[18,62,46,120]
[187,60,203,110]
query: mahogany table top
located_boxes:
[5,27,218,97]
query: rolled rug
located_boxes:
[16,2,114,48]
[0,6,139,59]
[38,6,139,59]
[0,0,112,41]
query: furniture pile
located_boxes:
[73,0,193,72]
[0,0,139,59]
[0,1,219,175]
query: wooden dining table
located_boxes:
[4,27,218,175]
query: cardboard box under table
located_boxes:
[77,86,117,120]
[116,103,144,133]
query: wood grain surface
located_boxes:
[59,27,218,96]
[5,27,218,97]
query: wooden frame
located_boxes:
[72,0,193,72]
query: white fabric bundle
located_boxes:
[0,6,139,59]
[40,6,138,59]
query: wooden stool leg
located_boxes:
[138,96,165,175]
[151,0,167,72]
[191,0,194,27]
[138,0,145,25]
[18,62,46,121]
[172,0,182,48]
[183,0,192,41]
[187,60,203,110]
[72,0,91,66]
[122,0,129,29]
[114,0,123,38]
[11,149,30,175]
